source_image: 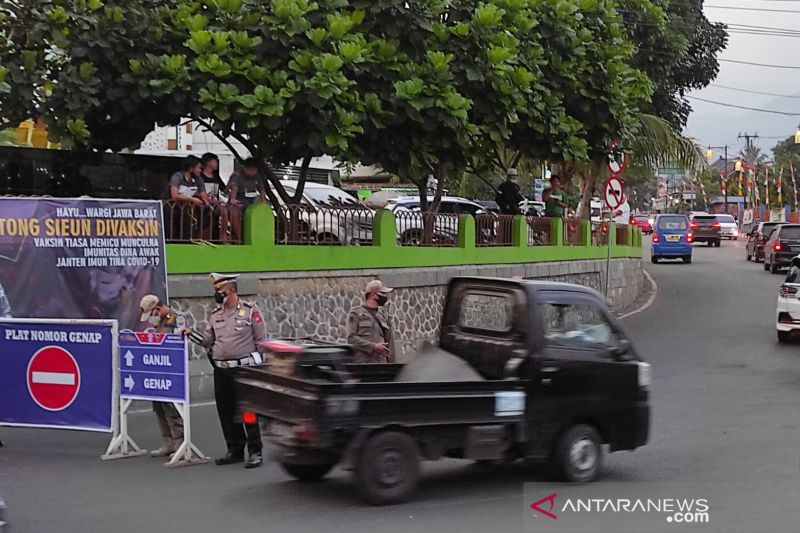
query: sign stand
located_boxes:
[101,397,148,460]
[104,331,207,466]
[165,402,208,467]
[603,156,627,299]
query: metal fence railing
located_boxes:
[274,204,374,245]
[475,213,514,246]
[593,223,609,246]
[616,224,629,246]
[564,219,582,245]
[163,201,243,244]
[526,216,552,246]
[394,210,459,246]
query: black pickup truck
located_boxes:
[235,277,650,505]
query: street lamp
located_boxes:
[705,148,714,161]
[735,160,743,172]
[794,123,800,144]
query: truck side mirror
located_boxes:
[612,339,632,361]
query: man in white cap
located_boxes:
[495,168,524,216]
[139,294,186,457]
[345,280,396,363]
[181,273,267,468]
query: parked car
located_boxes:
[777,257,800,342]
[715,214,739,240]
[235,277,650,505]
[745,222,781,262]
[689,214,721,247]
[651,214,693,264]
[763,224,800,274]
[388,196,490,245]
[632,215,653,234]
[272,181,374,244]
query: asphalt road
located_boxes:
[2,239,799,532]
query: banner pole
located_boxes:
[165,339,208,467]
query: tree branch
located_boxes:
[292,155,312,203]
[193,118,244,162]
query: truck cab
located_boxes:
[235,277,650,505]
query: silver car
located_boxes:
[715,214,739,240]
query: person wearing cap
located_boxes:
[496,168,524,216]
[139,294,187,457]
[346,280,396,364]
[181,273,267,468]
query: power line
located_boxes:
[706,4,800,12]
[709,84,800,99]
[719,58,800,69]
[686,95,800,116]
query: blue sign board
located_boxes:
[534,179,546,202]
[119,331,187,403]
[0,319,116,432]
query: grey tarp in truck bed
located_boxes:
[394,342,484,382]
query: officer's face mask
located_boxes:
[376,294,389,307]
[213,291,225,304]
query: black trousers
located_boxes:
[213,367,262,456]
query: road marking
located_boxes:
[31,371,76,385]
[620,269,658,319]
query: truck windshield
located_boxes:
[657,216,688,231]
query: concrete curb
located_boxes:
[619,269,658,320]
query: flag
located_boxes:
[777,166,783,207]
[791,161,798,211]
[752,169,760,205]
[738,170,744,196]
[763,167,769,208]
[720,171,727,194]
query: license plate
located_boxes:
[666,235,681,242]
[270,421,292,438]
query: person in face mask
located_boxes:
[139,294,186,457]
[345,280,396,363]
[180,273,267,468]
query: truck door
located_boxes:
[526,291,638,456]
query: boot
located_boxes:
[150,438,175,457]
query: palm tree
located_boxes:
[0,128,21,146]
[575,114,709,219]
[739,144,769,168]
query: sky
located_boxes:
[684,0,800,157]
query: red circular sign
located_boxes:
[26,346,81,411]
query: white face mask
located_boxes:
[148,315,160,326]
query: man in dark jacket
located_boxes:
[496,168,524,215]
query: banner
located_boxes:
[0,198,167,330]
[0,319,117,431]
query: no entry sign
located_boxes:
[0,319,117,432]
[604,176,625,211]
[27,346,81,411]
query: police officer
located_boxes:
[346,280,396,363]
[182,273,266,468]
[139,294,186,457]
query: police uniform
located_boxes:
[346,306,396,363]
[199,273,267,462]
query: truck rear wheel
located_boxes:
[280,462,335,481]
[555,424,603,483]
[355,431,419,506]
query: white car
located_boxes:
[776,256,800,342]
[273,181,374,244]
[715,214,738,240]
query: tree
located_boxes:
[618,0,728,128]
[0,0,374,205]
[349,0,653,214]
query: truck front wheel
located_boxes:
[355,431,420,506]
[280,462,335,481]
[555,424,603,483]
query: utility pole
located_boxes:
[738,132,760,214]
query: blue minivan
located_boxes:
[651,214,693,264]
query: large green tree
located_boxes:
[1,0,669,212]
[619,0,727,128]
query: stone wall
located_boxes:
[171,257,643,401]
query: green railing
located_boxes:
[165,204,642,274]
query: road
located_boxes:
[2,239,799,532]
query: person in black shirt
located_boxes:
[162,156,210,240]
[496,168,524,215]
[200,153,231,243]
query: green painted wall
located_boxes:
[166,204,642,275]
